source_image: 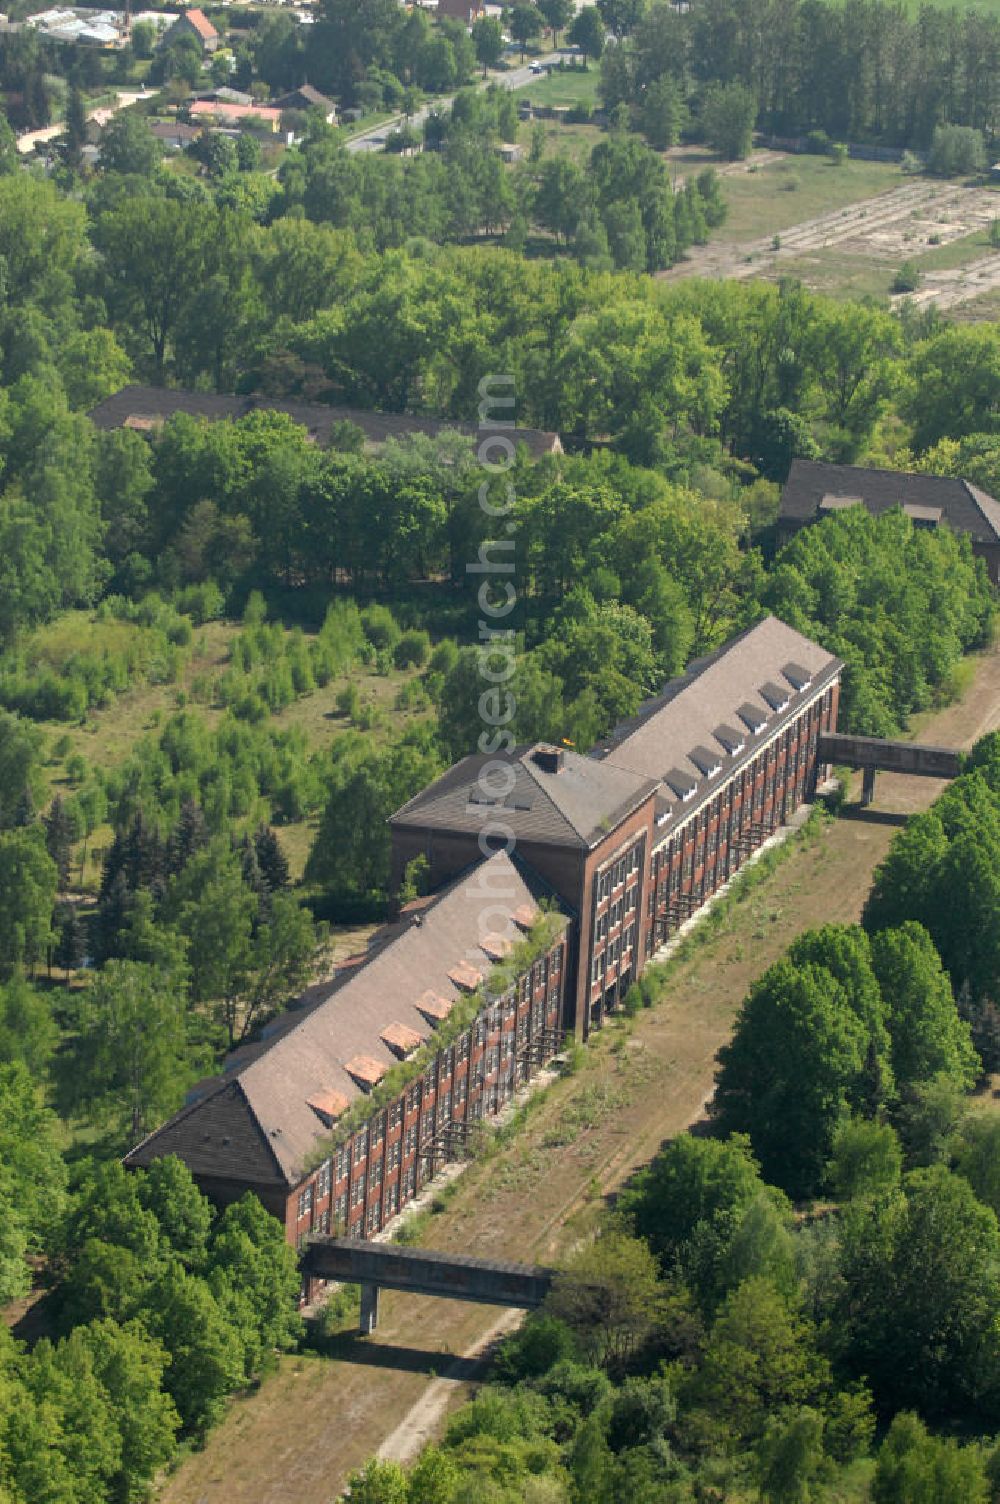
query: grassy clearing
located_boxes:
[513,65,600,110]
[712,155,904,242]
[766,246,898,300]
[914,223,996,269]
[534,117,604,164]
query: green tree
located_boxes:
[0,828,57,979]
[538,0,573,42]
[701,81,757,160]
[545,1229,669,1372]
[871,922,979,1091]
[685,1277,832,1446]
[714,959,874,1197]
[345,1459,409,1504]
[141,1262,245,1435]
[64,1318,181,1504]
[67,959,195,1139]
[827,1118,902,1201]
[99,111,164,177]
[757,1407,826,1504]
[568,5,605,58]
[137,1155,213,1269]
[927,123,987,177]
[0,973,56,1075]
[206,1194,302,1377]
[642,75,683,150]
[0,713,43,831]
[472,14,504,75]
[838,1165,1000,1419]
[873,1412,990,1503]
[509,3,544,58]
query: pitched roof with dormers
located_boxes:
[391,743,659,851]
[779,459,1000,545]
[126,852,568,1188]
[594,616,841,830]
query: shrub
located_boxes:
[360,604,400,652]
[393,629,430,670]
[891,261,921,293]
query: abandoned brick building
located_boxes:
[126,615,842,1257]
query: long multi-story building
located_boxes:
[126,615,842,1259]
[392,615,842,1038]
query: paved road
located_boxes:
[346,53,561,154]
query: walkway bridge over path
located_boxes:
[818,732,963,806]
[302,1236,555,1334]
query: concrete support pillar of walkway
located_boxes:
[360,1282,380,1334]
[861,765,877,807]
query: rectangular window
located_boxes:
[317,1210,330,1236]
[371,1158,382,1186]
[353,1134,366,1166]
[335,1193,346,1223]
[297,1185,313,1220]
[351,1174,366,1207]
[336,1146,349,1181]
[316,1162,331,1201]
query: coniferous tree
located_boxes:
[253,823,290,891]
[54,901,85,975]
[44,795,73,888]
[167,797,209,876]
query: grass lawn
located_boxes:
[765,246,898,300]
[712,155,905,243]
[512,65,600,110]
[533,117,604,164]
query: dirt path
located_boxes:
[158,643,1000,1504]
[665,179,1000,295]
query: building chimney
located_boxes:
[532,743,565,774]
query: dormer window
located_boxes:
[344,1055,386,1091]
[737,701,768,735]
[760,682,790,713]
[415,989,452,1026]
[381,1023,424,1060]
[449,961,483,992]
[665,768,698,801]
[782,662,812,693]
[714,723,745,756]
[689,745,722,779]
[480,932,514,962]
[306,1089,350,1127]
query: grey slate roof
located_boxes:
[595,616,841,822]
[779,459,1000,545]
[88,385,562,461]
[127,852,567,1188]
[391,744,659,851]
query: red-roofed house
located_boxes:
[165,6,219,51]
[189,100,282,131]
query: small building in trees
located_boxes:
[436,0,485,21]
[271,83,337,125]
[778,459,1000,583]
[88,384,564,460]
[164,5,218,51]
